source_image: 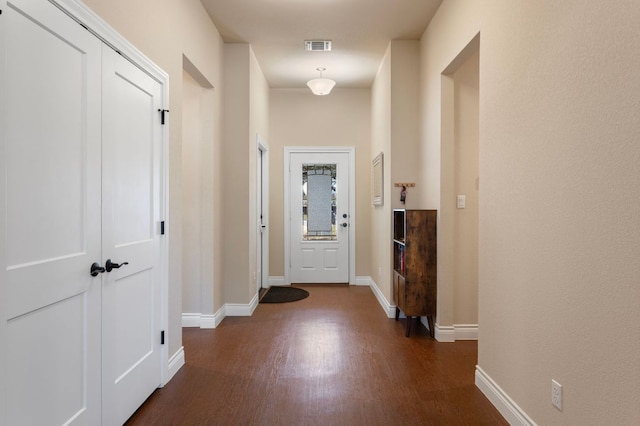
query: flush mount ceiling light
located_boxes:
[307,67,336,96]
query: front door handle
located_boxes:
[105,259,129,272]
[340,223,348,228]
[90,262,105,277]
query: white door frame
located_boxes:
[50,0,171,385]
[284,146,356,285]
[257,135,269,290]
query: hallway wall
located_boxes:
[420,0,640,423]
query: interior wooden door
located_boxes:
[101,46,163,425]
[1,0,103,424]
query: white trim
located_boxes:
[49,0,168,84]
[431,322,478,341]
[225,293,259,316]
[475,366,537,426]
[200,314,218,329]
[435,324,456,342]
[453,324,478,340]
[164,347,185,386]
[51,0,171,388]
[365,276,397,319]
[181,310,225,329]
[284,147,356,285]
[355,276,371,286]
[268,276,286,287]
[181,313,201,328]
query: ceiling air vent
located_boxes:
[305,40,332,52]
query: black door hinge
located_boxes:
[158,109,169,125]
[161,221,165,235]
[161,330,165,345]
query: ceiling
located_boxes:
[200,0,442,90]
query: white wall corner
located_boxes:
[164,346,185,386]
[367,277,396,318]
[475,366,537,426]
[268,276,286,287]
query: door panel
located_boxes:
[101,46,162,426]
[2,0,102,424]
[290,152,350,283]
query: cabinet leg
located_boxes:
[395,307,400,321]
[426,315,434,338]
[405,316,412,337]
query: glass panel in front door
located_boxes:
[302,163,336,241]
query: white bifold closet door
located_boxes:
[1,1,163,425]
[101,45,163,426]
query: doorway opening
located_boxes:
[257,135,269,294]
[440,34,480,342]
[181,56,216,327]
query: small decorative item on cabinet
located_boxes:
[392,209,437,337]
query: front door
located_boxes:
[101,46,163,426]
[289,151,351,283]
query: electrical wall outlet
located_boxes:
[551,379,562,410]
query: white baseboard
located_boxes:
[435,323,455,342]
[475,366,536,426]
[164,346,185,386]
[268,276,286,286]
[364,276,396,318]
[182,313,201,328]
[434,323,478,342]
[355,276,371,286]
[225,292,259,316]
[182,305,225,329]
[454,324,478,340]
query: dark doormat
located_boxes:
[259,286,309,303]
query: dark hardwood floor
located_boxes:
[126,285,506,425]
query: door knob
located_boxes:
[105,259,129,272]
[90,262,106,277]
[340,223,348,228]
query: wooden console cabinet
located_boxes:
[393,209,437,337]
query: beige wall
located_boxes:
[181,70,203,313]
[370,41,421,303]
[370,46,392,298]
[249,48,270,296]
[223,44,270,304]
[390,40,421,211]
[83,0,224,359]
[452,50,479,325]
[182,66,217,317]
[269,89,371,279]
[421,0,640,423]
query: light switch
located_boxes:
[457,195,466,209]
